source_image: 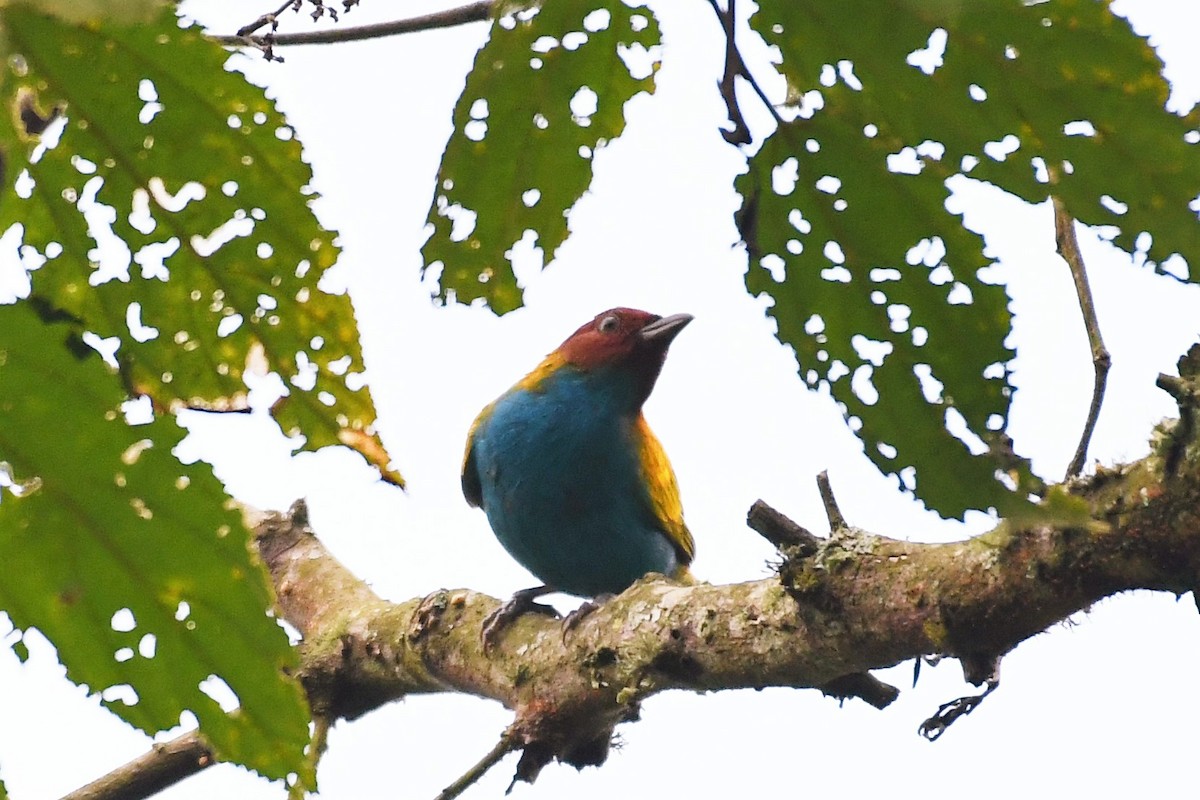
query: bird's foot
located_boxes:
[561,593,616,642]
[481,586,559,653]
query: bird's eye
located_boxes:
[598,315,620,334]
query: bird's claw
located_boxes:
[481,587,559,653]
[561,593,615,643]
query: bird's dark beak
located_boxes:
[638,313,693,346]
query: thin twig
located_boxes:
[746,499,823,554]
[434,730,518,800]
[237,0,299,38]
[816,470,845,530]
[706,0,751,144]
[61,730,213,800]
[702,0,784,137]
[214,1,493,48]
[288,714,332,800]
[1053,195,1111,479]
[1156,343,1200,476]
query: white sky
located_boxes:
[2,1,1200,798]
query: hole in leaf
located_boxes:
[583,8,610,31]
[102,684,139,706]
[907,28,947,75]
[851,366,878,405]
[945,408,987,455]
[772,157,798,195]
[110,608,136,632]
[199,675,239,712]
[913,364,944,403]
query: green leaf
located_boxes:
[756,0,1200,279]
[1,0,167,25]
[422,0,661,313]
[739,127,1032,518]
[740,0,1200,517]
[0,301,311,784]
[0,5,401,486]
[9,634,29,663]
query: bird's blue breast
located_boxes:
[469,366,680,597]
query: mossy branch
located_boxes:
[71,346,1200,798]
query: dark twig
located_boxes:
[1156,343,1200,475]
[434,729,518,800]
[706,0,751,144]
[215,1,492,49]
[1157,374,1193,404]
[1053,195,1111,479]
[60,730,213,800]
[746,499,823,554]
[703,0,784,142]
[237,0,300,38]
[820,673,900,710]
[816,470,845,531]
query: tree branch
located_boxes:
[212,1,493,50]
[434,729,517,800]
[60,731,213,800]
[71,350,1200,797]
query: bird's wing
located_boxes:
[461,403,493,508]
[635,414,695,564]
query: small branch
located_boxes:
[746,500,822,554]
[1053,195,1111,479]
[236,0,298,38]
[1157,374,1192,404]
[706,0,751,144]
[816,470,845,530]
[703,0,784,142]
[287,714,331,800]
[434,730,517,800]
[1156,344,1200,475]
[820,673,900,710]
[214,1,493,49]
[60,731,213,800]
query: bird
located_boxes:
[462,307,694,646]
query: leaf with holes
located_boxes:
[739,125,1033,519]
[0,5,401,486]
[0,302,311,784]
[754,0,1200,279]
[738,0,1200,517]
[422,0,660,313]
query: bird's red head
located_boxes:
[555,308,692,403]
